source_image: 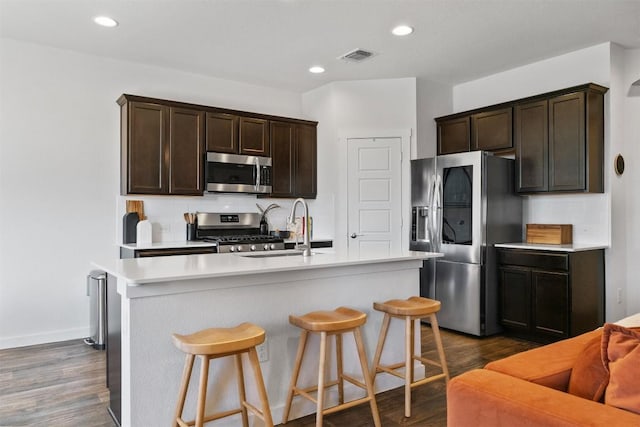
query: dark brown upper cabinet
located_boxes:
[119,98,204,196]
[119,94,317,198]
[269,121,317,199]
[548,92,586,192]
[294,123,317,198]
[471,107,513,151]
[123,101,167,194]
[206,112,238,154]
[168,108,205,195]
[515,100,549,192]
[437,116,470,155]
[239,117,269,156]
[206,114,269,156]
[515,84,606,194]
[434,83,606,194]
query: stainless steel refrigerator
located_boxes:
[410,151,522,336]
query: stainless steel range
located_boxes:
[196,212,285,253]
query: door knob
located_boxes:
[350,233,359,239]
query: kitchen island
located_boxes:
[93,249,441,427]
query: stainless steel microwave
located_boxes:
[205,152,272,194]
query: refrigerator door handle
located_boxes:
[428,174,443,253]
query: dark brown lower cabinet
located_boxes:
[498,248,604,343]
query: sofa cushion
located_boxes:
[447,369,640,427]
[485,329,601,391]
[601,323,640,414]
[567,333,608,401]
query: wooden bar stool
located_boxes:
[371,296,449,418]
[281,307,381,427]
[171,322,274,427]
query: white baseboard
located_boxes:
[0,326,90,350]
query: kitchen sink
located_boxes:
[237,250,319,258]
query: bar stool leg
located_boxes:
[429,313,450,382]
[282,330,309,424]
[174,353,195,427]
[234,354,249,427]
[247,347,274,426]
[405,316,412,418]
[353,328,382,427]
[316,331,328,427]
[371,313,391,382]
[336,333,344,405]
[195,355,210,427]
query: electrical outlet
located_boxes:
[256,339,268,362]
[156,223,170,233]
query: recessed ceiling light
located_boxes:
[309,66,325,74]
[392,25,413,36]
[94,16,118,28]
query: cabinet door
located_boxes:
[548,92,585,192]
[168,107,205,195]
[532,270,569,339]
[499,266,531,332]
[295,124,317,198]
[471,107,513,151]
[127,102,168,194]
[270,121,295,197]
[515,100,548,193]
[206,112,238,154]
[437,116,470,155]
[239,117,269,156]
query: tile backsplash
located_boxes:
[116,193,334,244]
[523,193,610,245]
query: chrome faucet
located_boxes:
[288,198,311,257]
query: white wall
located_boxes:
[302,78,417,252]
[0,38,424,348]
[0,38,306,348]
[619,47,640,315]
[451,42,638,321]
[416,77,452,159]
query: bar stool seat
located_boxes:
[172,322,274,427]
[282,307,381,427]
[371,296,450,418]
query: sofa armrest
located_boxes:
[448,369,639,427]
[485,329,601,391]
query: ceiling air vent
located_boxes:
[339,48,376,62]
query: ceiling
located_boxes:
[1,0,640,93]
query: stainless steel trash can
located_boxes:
[84,270,106,350]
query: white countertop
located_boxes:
[494,242,609,252]
[93,249,442,285]
[120,240,216,250]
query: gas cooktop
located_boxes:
[195,212,285,253]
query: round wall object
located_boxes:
[614,154,625,176]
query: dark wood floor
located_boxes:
[0,326,539,426]
[0,339,113,426]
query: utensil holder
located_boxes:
[186,223,197,241]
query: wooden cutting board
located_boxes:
[126,200,145,220]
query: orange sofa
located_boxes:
[447,329,640,426]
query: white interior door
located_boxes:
[347,137,402,256]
